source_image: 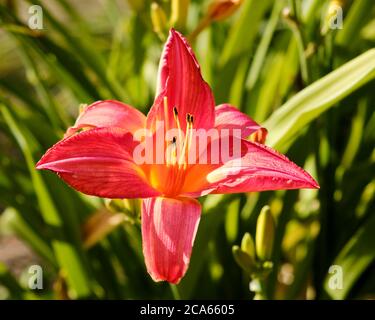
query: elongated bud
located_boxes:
[123,198,141,218]
[189,0,243,41]
[105,198,141,220]
[151,2,168,40]
[241,232,256,260]
[255,205,275,261]
[104,198,123,212]
[207,0,243,22]
[170,0,190,30]
[82,210,125,249]
[232,245,255,273]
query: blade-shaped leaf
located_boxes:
[323,214,375,299]
[264,49,375,151]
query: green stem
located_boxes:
[250,278,268,300]
[294,27,310,84]
[170,284,181,300]
[285,0,311,85]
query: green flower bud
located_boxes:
[232,245,255,273]
[255,205,275,261]
[105,199,125,212]
[151,2,168,40]
[170,0,190,31]
[241,232,256,260]
[105,199,141,220]
[123,198,141,218]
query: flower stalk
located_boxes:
[233,206,276,300]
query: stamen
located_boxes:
[186,116,194,169]
[172,106,183,153]
[163,97,169,125]
[173,107,178,117]
[167,136,178,167]
[164,111,196,195]
[178,113,193,167]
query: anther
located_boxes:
[173,107,178,117]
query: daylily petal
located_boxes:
[141,196,201,284]
[36,127,160,199]
[65,100,146,137]
[184,139,319,196]
[147,29,215,132]
[214,104,264,138]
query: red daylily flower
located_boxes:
[36,29,319,284]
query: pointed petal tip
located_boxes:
[33,128,161,199]
[35,163,43,170]
[195,140,321,195]
[35,157,47,170]
[308,177,320,189]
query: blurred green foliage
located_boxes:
[0,0,374,299]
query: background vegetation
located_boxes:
[0,0,374,299]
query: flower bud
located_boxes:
[232,245,255,273]
[189,0,243,41]
[151,2,168,40]
[105,198,141,220]
[170,0,190,30]
[123,198,141,218]
[82,210,125,249]
[241,232,256,260]
[207,0,243,22]
[255,205,275,261]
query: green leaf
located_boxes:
[219,0,272,67]
[323,214,375,299]
[0,104,93,299]
[264,49,375,151]
[246,0,283,90]
[336,0,374,47]
[0,262,25,299]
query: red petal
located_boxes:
[215,104,264,138]
[36,128,160,199]
[208,141,319,193]
[147,29,215,132]
[65,100,146,137]
[142,196,201,284]
[183,139,319,196]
